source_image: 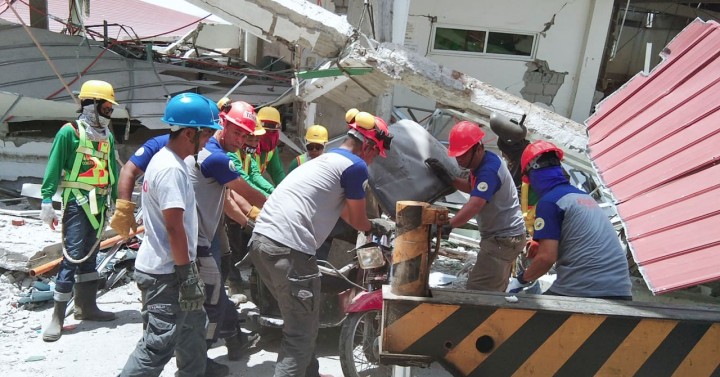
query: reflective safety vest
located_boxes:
[256,150,274,173]
[60,121,114,234]
[521,182,537,236]
[295,153,308,167]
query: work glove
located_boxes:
[430,223,453,240]
[506,272,532,294]
[40,199,58,230]
[175,262,205,311]
[424,158,455,187]
[526,239,540,259]
[369,218,395,237]
[246,206,261,222]
[109,199,138,239]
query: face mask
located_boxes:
[80,103,111,129]
[243,145,257,154]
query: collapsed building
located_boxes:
[1,0,719,295]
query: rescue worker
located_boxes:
[119,92,219,377]
[40,80,120,342]
[248,111,395,377]
[506,141,633,299]
[287,124,329,174]
[222,118,274,303]
[425,121,526,292]
[111,100,258,367]
[188,100,267,373]
[255,106,286,185]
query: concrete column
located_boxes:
[570,0,615,122]
[244,31,259,67]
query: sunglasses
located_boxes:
[306,144,324,151]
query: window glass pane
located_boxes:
[434,27,485,53]
[486,32,534,56]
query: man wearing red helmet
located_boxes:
[248,111,394,377]
[507,141,632,299]
[187,100,268,375]
[427,121,526,292]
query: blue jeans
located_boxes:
[55,201,100,295]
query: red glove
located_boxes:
[526,240,539,259]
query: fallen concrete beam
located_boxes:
[186,0,353,57]
[188,0,588,153]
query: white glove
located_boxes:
[40,201,58,230]
[506,272,532,293]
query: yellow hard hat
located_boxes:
[353,111,376,130]
[217,97,231,111]
[305,125,329,145]
[257,106,281,129]
[252,118,267,136]
[345,108,360,124]
[78,80,118,105]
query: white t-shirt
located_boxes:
[135,147,198,274]
[254,148,368,255]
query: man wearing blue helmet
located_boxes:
[120,93,221,377]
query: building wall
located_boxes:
[399,0,613,122]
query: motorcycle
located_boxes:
[338,241,394,377]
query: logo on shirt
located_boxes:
[134,147,145,157]
[477,182,489,192]
[534,217,545,231]
[228,160,236,172]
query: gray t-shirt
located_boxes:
[135,147,198,274]
[186,137,242,248]
[534,184,632,297]
[470,151,525,238]
[253,148,368,255]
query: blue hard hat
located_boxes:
[161,93,222,130]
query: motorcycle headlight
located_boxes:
[356,245,385,269]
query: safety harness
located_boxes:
[59,121,114,237]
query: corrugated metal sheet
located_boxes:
[586,18,720,294]
[1,0,202,39]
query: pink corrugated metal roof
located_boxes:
[586,18,720,294]
[1,0,206,39]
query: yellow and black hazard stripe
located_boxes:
[382,295,720,376]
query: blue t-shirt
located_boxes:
[534,184,632,297]
[129,134,169,171]
[253,148,368,255]
[470,151,525,238]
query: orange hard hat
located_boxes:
[448,121,484,157]
[521,140,564,175]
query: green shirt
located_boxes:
[262,149,286,185]
[228,151,274,196]
[41,121,119,204]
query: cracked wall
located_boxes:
[520,59,568,106]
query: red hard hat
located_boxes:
[448,121,485,157]
[220,101,256,134]
[521,140,565,175]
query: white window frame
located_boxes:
[430,24,538,61]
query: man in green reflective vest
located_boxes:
[39,80,120,342]
[287,124,328,174]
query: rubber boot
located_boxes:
[42,300,68,342]
[73,281,115,321]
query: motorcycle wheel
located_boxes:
[339,310,392,377]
